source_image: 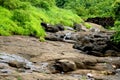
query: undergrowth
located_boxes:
[1,0,120,43]
[0,0,83,40]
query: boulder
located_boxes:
[50,59,77,73]
[86,17,115,28]
[8,60,26,68]
[55,24,64,31]
[73,23,88,32]
[73,32,120,57]
[41,22,64,33]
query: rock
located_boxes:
[41,22,48,28]
[45,30,77,43]
[17,68,26,72]
[65,26,74,31]
[41,22,65,33]
[41,22,59,32]
[50,59,77,73]
[55,24,64,31]
[86,17,115,28]
[73,23,88,32]
[45,25,59,33]
[88,22,106,32]
[87,73,93,78]
[74,61,85,69]
[73,23,82,31]
[86,51,103,57]
[73,32,119,57]
[0,69,12,74]
[8,60,26,68]
[0,52,41,71]
[115,69,120,74]
[45,32,64,41]
[104,50,118,57]
[91,63,114,71]
[0,63,8,69]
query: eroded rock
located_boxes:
[73,32,120,57]
[49,59,77,73]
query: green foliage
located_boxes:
[0,2,46,38]
[28,0,50,10]
[2,0,120,43]
[83,23,92,29]
[60,0,115,18]
[0,0,83,40]
[0,0,31,10]
[55,0,69,8]
[3,0,21,9]
[12,10,30,25]
[111,21,120,43]
[55,0,120,43]
[17,76,22,80]
[112,0,120,20]
[44,8,83,26]
[110,0,120,43]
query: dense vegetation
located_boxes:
[0,0,120,43]
[55,0,120,43]
[0,0,83,41]
[56,0,115,18]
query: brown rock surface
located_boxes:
[0,36,120,80]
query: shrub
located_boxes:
[12,10,30,25]
[2,0,21,10]
[0,0,84,40]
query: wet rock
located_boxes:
[0,52,41,72]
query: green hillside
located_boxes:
[0,0,83,41]
[55,0,120,43]
[0,0,120,43]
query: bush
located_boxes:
[2,0,21,10]
[111,0,120,43]
[12,10,30,25]
[0,15,22,36]
[30,0,50,10]
[0,0,84,40]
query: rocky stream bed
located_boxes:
[0,22,120,80]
